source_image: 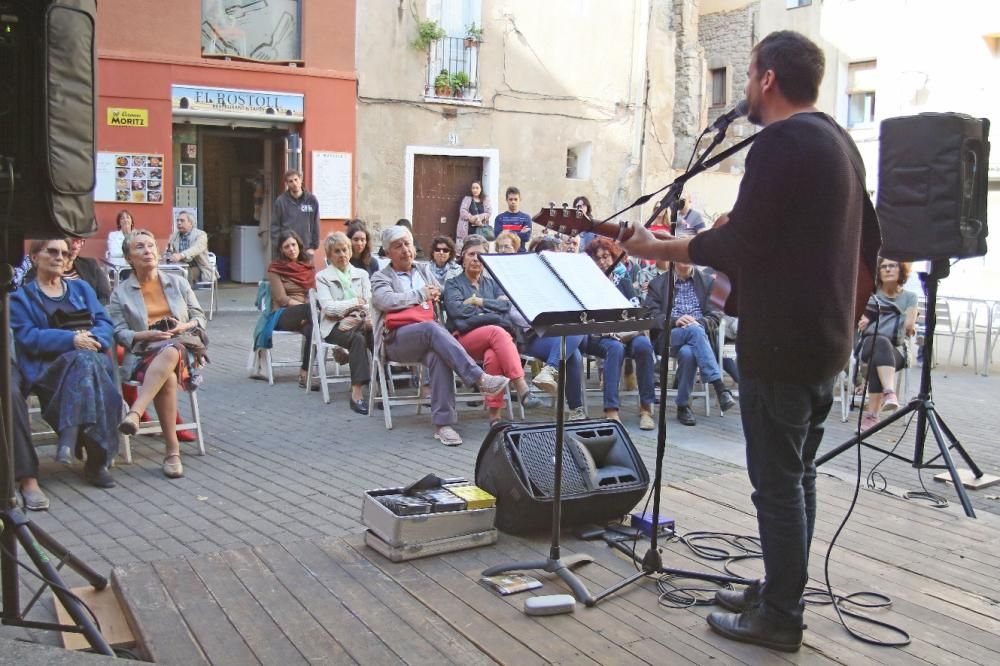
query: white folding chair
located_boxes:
[250,281,302,385]
[305,289,355,404]
[192,251,219,321]
[370,359,426,429]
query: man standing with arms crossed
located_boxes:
[623,31,879,652]
[271,169,320,260]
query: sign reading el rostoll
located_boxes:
[171,84,304,121]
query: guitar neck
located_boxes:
[532,206,636,243]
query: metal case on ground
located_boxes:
[362,487,497,547]
[364,528,498,562]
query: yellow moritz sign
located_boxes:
[107,107,149,127]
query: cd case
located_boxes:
[479,574,543,596]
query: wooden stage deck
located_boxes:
[111,471,1000,665]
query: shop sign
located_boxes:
[107,107,149,127]
[171,84,304,121]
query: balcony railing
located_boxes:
[425,36,481,102]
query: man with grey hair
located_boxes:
[166,211,213,286]
[271,169,320,260]
[371,226,509,446]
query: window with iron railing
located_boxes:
[425,36,481,102]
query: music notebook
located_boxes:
[480,251,649,337]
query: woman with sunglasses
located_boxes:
[11,239,122,488]
[856,258,917,429]
[429,235,462,283]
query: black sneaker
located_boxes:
[676,405,696,426]
[718,390,737,414]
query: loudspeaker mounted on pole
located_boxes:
[876,112,989,262]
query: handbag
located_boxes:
[50,308,94,331]
[337,306,368,332]
[384,301,435,331]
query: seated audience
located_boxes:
[494,231,520,255]
[644,261,736,426]
[559,234,581,254]
[65,237,112,304]
[107,208,134,262]
[378,219,425,259]
[267,230,316,388]
[458,180,493,246]
[11,239,121,488]
[111,230,207,479]
[443,235,542,424]
[429,235,462,283]
[580,237,656,430]
[372,226,509,446]
[857,257,917,430]
[166,211,214,286]
[316,232,373,415]
[347,219,381,276]
[528,236,560,253]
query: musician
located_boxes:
[643,261,736,426]
[622,31,880,652]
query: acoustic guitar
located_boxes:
[532,205,734,314]
[532,204,873,322]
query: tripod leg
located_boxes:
[27,522,107,590]
[924,411,976,518]
[933,411,984,477]
[1,514,18,622]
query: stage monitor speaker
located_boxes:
[877,112,989,262]
[0,0,98,239]
[475,420,650,535]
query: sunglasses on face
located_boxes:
[43,248,71,259]
[433,247,450,253]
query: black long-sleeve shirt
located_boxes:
[689,112,880,383]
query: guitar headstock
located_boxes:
[532,203,594,237]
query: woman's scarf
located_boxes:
[267,259,316,291]
[332,264,355,299]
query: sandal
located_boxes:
[118,410,141,436]
[162,453,184,479]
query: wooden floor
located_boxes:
[110,471,1000,665]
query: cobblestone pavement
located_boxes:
[5,283,999,643]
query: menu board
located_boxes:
[311,151,351,219]
[95,152,165,204]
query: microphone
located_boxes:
[710,99,749,131]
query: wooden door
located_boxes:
[412,155,483,255]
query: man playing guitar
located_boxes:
[622,31,880,652]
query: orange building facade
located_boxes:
[94,0,356,280]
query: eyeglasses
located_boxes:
[43,248,71,259]
[880,263,899,270]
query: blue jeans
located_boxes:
[740,375,835,626]
[523,335,584,409]
[670,324,722,407]
[582,335,656,410]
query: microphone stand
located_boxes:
[588,123,757,607]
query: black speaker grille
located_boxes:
[512,430,590,496]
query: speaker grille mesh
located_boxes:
[513,431,590,496]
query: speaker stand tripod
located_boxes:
[816,260,983,518]
[480,336,595,603]
[0,245,115,655]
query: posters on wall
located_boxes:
[311,151,352,219]
[95,152,165,204]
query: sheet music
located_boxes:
[480,253,582,322]
[539,251,634,311]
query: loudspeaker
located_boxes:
[0,0,98,239]
[877,112,989,261]
[475,420,650,535]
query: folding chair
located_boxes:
[250,280,302,385]
[305,289,356,404]
[192,251,219,321]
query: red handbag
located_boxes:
[384,301,435,331]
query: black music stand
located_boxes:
[478,252,651,604]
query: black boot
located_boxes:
[82,441,116,489]
[707,604,803,652]
[715,580,761,612]
[712,380,736,414]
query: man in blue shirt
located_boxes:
[493,186,532,251]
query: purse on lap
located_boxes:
[384,301,435,331]
[50,308,94,331]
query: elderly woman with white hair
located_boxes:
[315,231,373,415]
[371,225,509,446]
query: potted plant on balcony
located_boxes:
[434,69,452,97]
[464,22,483,48]
[413,19,446,51]
[450,71,471,98]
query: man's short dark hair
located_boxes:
[753,30,825,105]
[505,186,520,198]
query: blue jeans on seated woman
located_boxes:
[740,375,834,628]
[523,335,584,409]
[582,335,657,410]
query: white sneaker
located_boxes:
[477,373,510,397]
[532,365,559,396]
[566,406,587,421]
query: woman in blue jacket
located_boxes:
[11,239,122,488]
